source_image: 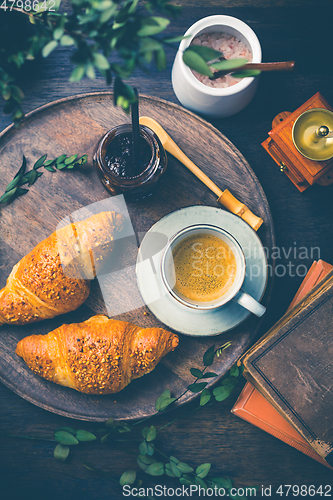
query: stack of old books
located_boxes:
[232,260,333,469]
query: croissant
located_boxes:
[0,211,123,326]
[15,315,179,394]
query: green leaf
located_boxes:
[100,432,111,443]
[105,417,115,427]
[139,38,163,53]
[170,461,181,478]
[137,16,170,37]
[10,85,24,103]
[159,397,176,410]
[69,65,85,82]
[42,40,58,58]
[56,163,67,170]
[0,187,17,204]
[180,477,194,486]
[54,444,70,462]
[142,425,156,442]
[163,35,191,43]
[28,169,38,186]
[54,430,79,445]
[137,454,156,471]
[145,462,165,476]
[231,69,261,78]
[55,427,76,435]
[137,454,156,465]
[5,175,22,193]
[212,477,233,489]
[202,372,218,378]
[230,364,241,378]
[200,388,211,406]
[45,166,56,172]
[56,155,67,164]
[16,188,29,197]
[118,424,131,433]
[170,456,179,464]
[183,49,213,77]
[64,154,78,165]
[190,368,203,379]
[139,441,148,455]
[119,470,136,486]
[187,381,207,393]
[53,27,64,41]
[155,49,166,71]
[155,389,171,410]
[86,64,96,80]
[128,0,139,14]
[176,462,194,474]
[44,159,55,167]
[210,58,248,71]
[196,462,211,478]
[93,0,113,10]
[76,430,96,442]
[60,35,75,47]
[195,476,208,488]
[2,86,11,100]
[213,386,231,402]
[147,442,154,456]
[186,45,222,62]
[33,154,47,170]
[203,345,215,366]
[76,154,88,165]
[99,5,117,23]
[165,463,176,478]
[93,53,110,70]
[15,156,27,178]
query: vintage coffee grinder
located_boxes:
[262,93,333,192]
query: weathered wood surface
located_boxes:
[0,93,274,421]
[1,1,333,498]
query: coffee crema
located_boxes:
[172,233,237,303]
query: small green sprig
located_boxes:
[0,153,88,205]
[49,344,246,498]
[2,344,247,498]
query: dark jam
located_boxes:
[104,132,152,178]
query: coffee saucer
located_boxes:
[136,206,267,336]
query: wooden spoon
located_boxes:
[139,116,263,231]
[211,60,295,80]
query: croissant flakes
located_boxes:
[16,315,179,394]
[0,211,123,326]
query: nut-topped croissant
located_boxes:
[16,315,179,394]
[0,211,124,326]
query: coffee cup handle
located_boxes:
[233,290,266,317]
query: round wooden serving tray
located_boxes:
[0,92,275,421]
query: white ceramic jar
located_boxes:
[171,15,262,118]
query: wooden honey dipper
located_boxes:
[139,116,263,231]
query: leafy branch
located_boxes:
[2,345,248,498]
[0,152,88,205]
[0,0,184,123]
[49,344,246,498]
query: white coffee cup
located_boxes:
[161,224,266,317]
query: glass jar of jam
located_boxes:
[94,123,167,201]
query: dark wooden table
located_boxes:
[1,1,333,499]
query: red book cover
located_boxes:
[232,260,333,469]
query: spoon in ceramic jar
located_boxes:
[210,60,295,79]
[139,116,263,231]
